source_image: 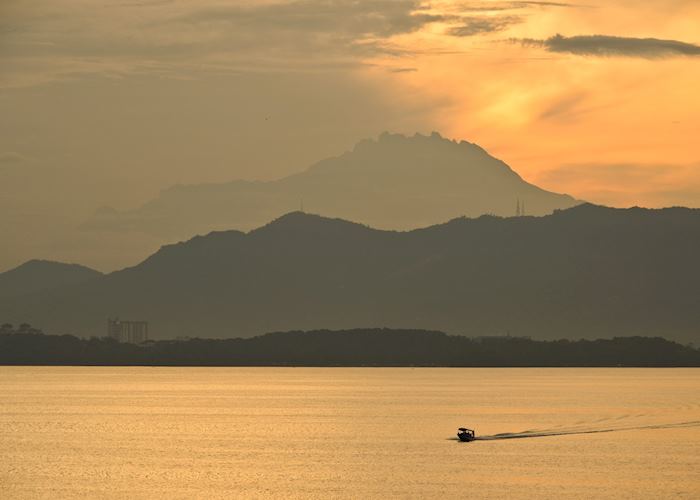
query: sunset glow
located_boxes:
[1,0,699,269]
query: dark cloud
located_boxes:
[444,1,581,37]
[455,1,583,12]
[513,1,582,7]
[448,16,521,37]
[0,0,448,85]
[177,1,446,39]
[518,34,700,58]
[138,0,451,64]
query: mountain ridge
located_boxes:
[3,204,699,343]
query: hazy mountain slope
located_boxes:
[0,260,102,299]
[84,132,580,240]
[3,205,699,343]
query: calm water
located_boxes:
[1,368,698,499]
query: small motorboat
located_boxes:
[457,427,475,442]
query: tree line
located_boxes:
[1,326,698,366]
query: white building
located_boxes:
[107,318,148,344]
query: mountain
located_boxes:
[83,132,580,240]
[3,204,699,343]
[0,260,102,299]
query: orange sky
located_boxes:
[2,0,698,208]
[1,0,699,270]
[363,0,700,206]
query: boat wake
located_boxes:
[474,420,700,441]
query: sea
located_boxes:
[1,367,698,499]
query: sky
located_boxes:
[1,0,699,271]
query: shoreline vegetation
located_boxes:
[1,327,698,367]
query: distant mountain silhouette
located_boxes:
[3,204,699,343]
[83,132,580,239]
[0,260,102,299]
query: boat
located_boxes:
[457,427,475,442]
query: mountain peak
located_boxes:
[10,259,100,274]
[0,259,102,299]
[84,131,581,240]
[355,131,466,152]
[253,211,372,237]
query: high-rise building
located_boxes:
[107,318,148,344]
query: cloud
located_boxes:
[0,0,448,87]
[517,34,700,58]
[441,2,584,39]
[0,0,603,88]
[175,1,445,38]
[513,1,582,7]
[158,0,449,62]
[452,1,584,12]
[388,67,418,73]
[447,16,522,37]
